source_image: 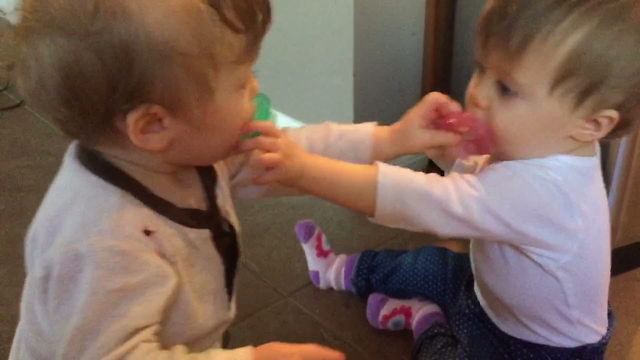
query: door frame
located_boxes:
[422,0,458,95]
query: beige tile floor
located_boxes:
[1,23,639,360]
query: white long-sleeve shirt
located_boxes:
[10,122,376,360]
[373,153,611,347]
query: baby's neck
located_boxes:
[566,141,598,157]
[93,144,208,210]
[495,141,598,162]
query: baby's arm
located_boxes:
[265,148,379,216]
[232,93,460,205]
[240,129,566,248]
[227,121,378,199]
[265,155,563,247]
[237,93,463,214]
[279,92,461,164]
[229,93,462,200]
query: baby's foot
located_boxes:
[366,293,446,339]
[295,220,359,291]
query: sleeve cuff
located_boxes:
[370,161,412,228]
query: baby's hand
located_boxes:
[255,342,346,360]
[379,92,463,159]
[238,121,308,186]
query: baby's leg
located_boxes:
[296,220,449,340]
[352,245,471,306]
[353,242,473,357]
[295,220,470,304]
[295,220,359,291]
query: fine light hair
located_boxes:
[14,0,271,145]
[477,0,640,138]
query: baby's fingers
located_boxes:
[239,135,282,153]
[426,130,462,148]
[248,152,285,185]
[249,151,282,170]
[241,121,282,138]
[415,92,463,121]
[299,344,346,360]
[434,96,464,118]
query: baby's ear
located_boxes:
[571,109,620,142]
[118,104,174,152]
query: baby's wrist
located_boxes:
[373,125,400,161]
[289,152,323,190]
[281,151,312,189]
[299,151,320,185]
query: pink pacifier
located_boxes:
[433,111,496,156]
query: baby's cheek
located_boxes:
[485,126,506,151]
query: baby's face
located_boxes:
[169,61,259,165]
[464,47,591,161]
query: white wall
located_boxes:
[256,0,426,125]
[354,0,426,125]
[255,0,355,124]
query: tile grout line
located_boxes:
[240,258,292,299]
[285,279,315,296]
[230,295,369,359]
[228,297,289,330]
[2,91,63,135]
[374,231,407,250]
[287,290,370,357]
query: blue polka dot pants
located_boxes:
[351,246,614,360]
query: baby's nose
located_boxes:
[466,79,489,111]
[467,90,487,111]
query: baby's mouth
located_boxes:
[434,112,496,156]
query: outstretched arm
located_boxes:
[238,92,463,216]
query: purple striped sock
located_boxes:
[343,254,359,293]
[366,293,446,335]
[412,310,446,340]
[366,293,389,328]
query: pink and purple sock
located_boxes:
[295,220,359,292]
[366,293,446,339]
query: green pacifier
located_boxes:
[246,93,276,138]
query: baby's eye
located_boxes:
[474,61,486,74]
[496,80,516,97]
